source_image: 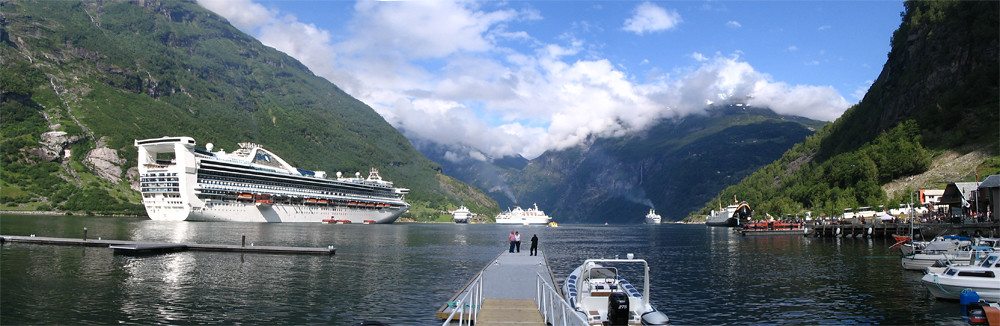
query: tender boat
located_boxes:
[921,252,1000,301]
[562,255,669,325]
[645,209,661,224]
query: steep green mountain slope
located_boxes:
[691,0,999,220]
[419,106,825,223]
[0,0,497,218]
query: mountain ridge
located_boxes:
[0,0,498,218]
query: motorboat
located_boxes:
[921,252,1000,301]
[562,255,669,325]
[900,236,999,271]
[897,235,971,256]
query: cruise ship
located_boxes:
[452,206,471,223]
[645,208,662,224]
[706,198,751,227]
[495,203,552,225]
[135,136,410,223]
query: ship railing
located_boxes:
[441,273,483,326]
[536,272,588,326]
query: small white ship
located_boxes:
[495,203,552,225]
[452,206,471,223]
[645,209,661,224]
[135,136,409,223]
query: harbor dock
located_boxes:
[0,235,336,255]
[438,250,577,325]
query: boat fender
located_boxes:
[640,311,670,326]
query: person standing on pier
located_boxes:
[529,234,538,256]
[515,231,521,253]
[508,231,516,253]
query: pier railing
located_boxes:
[535,272,588,326]
[441,273,483,326]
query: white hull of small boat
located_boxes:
[921,253,1000,301]
[562,256,669,325]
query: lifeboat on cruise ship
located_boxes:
[254,194,273,206]
[322,219,336,224]
[363,220,376,224]
[237,193,253,201]
[317,199,328,204]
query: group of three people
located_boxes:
[508,231,538,256]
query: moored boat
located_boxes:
[921,252,1000,301]
[562,255,669,325]
[706,198,751,227]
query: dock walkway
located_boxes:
[0,235,335,255]
[438,250,560,325]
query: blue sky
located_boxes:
[199,0,904,160]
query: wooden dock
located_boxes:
[0,235,335,255]
[438,250,558,325]
[807,222,1000,239]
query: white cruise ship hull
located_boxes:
[495,217,551,225]
[146,203,407,223]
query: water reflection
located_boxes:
[0,215,971,325]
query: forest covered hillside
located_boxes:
[689,0,999,221]
[0,0,497,219]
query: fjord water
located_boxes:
[1,214,966,325]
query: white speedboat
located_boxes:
[921,252,1000,301]
[645,209,661,224]
[452,206,471,223]
[562,255,669,325]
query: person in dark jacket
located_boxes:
[529,234,539,256]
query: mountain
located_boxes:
[0,0,497,218]
[691,0,999,220]
[417,105,826,223]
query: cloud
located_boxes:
[726,21,741,28]
[787,45,798,51]
[622,2,682,34]
[818,25,832,31]
[197,0,275,31]
[200,0,849,160]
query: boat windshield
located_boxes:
[980,255,999,268]
[589,267,617,280]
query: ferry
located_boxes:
[706,198,751,227]
[135,136,409,223]
[495,203,552,225]
[645,208,662,224]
